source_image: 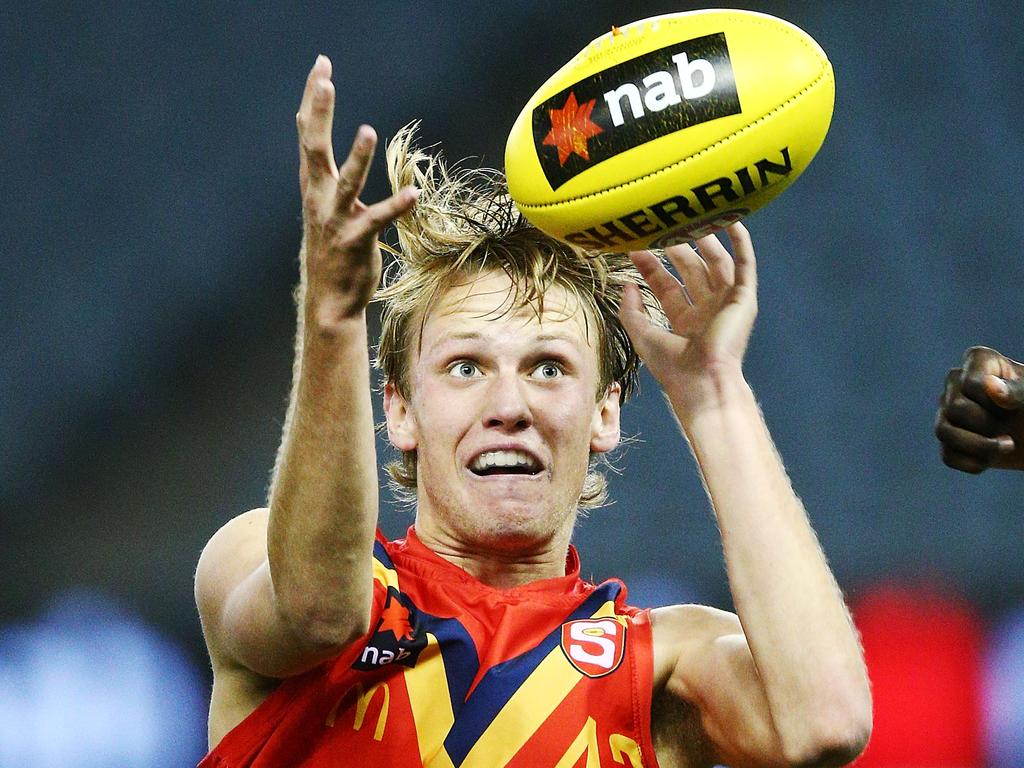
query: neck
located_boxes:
[413,516,574,589]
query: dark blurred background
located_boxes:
[3,1,1023,765]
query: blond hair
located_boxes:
[375,123,663,508]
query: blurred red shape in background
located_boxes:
[851,582,983,768]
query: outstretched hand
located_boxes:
[618,223,758,414]
[935,346,1024,473]
[296,55,418,328]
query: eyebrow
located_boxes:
[427,331,484,350]
[534,332,580,344]
[428,329,581,351]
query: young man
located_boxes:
[936,345,1024,473]
[195,56,871,768]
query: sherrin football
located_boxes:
[505,9,835,251]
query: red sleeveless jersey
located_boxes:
[200,528,659,767]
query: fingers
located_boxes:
[300,54,332,106]
[724,222,757,293]
[629,250,690,325]
[961,346,1024,411]
[346,187,420,247]
[942,383,1003,438]
[618,282,666,362]
[961,345,1006,375]
[294,57,418,242]
[664,243,710,303]
[934,417,1011,471]
[984,374,1024,410]
[694,231,734,290]
[297,55,338,198]
[335,126,377,214]
[939,445,988,474]
[936,366,1016,472]
[664,223,756,300]
[962,369,1013,416]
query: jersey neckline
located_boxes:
[380,525,594,602]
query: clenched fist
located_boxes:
[935,346,1024,473]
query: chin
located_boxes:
[419,468,581,548]
[469,493,576,548]
[472,517,562,554]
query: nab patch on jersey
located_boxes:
[560,618,627,678]
[352,587,427,671]
[532,32,740,190]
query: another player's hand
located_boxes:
[935,346,1024,473]
[619,223,757,412]
[296,55,418,328]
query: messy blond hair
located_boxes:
[375,124,662,508]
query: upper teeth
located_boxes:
[470,450,539,471]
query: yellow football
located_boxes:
[505,9,835,251]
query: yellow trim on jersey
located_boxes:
[404,632,457,768]
[554,716,600,768]
[372,554,401,592]
[457,600,620,767]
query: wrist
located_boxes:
[666,361,755,432]
[299,310,371,379]
[303,296,370,340]
[670,374,773,485]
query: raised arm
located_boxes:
[195,56,418,684]
[619,225,871,768]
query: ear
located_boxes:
[384,381,418,452]
[590,382,621,454]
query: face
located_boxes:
[384,271,621,554]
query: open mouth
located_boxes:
[468,449,543,477]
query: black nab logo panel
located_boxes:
[352,587,427,671]
[532,32,741,190]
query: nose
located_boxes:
[482,372,533,431]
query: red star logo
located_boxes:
[378,595,415,642]
[542,92,603,166]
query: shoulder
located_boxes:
[196,509,270,592]
[651,603,741,634]
[650,604,744,690]
[195,509,270,649]
[650,605,791,768]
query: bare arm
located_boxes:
[621,225,871,767]
[196,56,418,680]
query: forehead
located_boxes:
[418,270,595,351]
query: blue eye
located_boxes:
[532,362,564,380]
[449,361,481,378]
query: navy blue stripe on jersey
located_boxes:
[373,539,396,570]
[442,581,622,766]
[419,610,479,714]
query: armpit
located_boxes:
[650,689,715,768]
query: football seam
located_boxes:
[572,12,821,101]
[517,57,832,211]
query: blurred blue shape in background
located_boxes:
[984,607,1024,768]
[0,590,206,767]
